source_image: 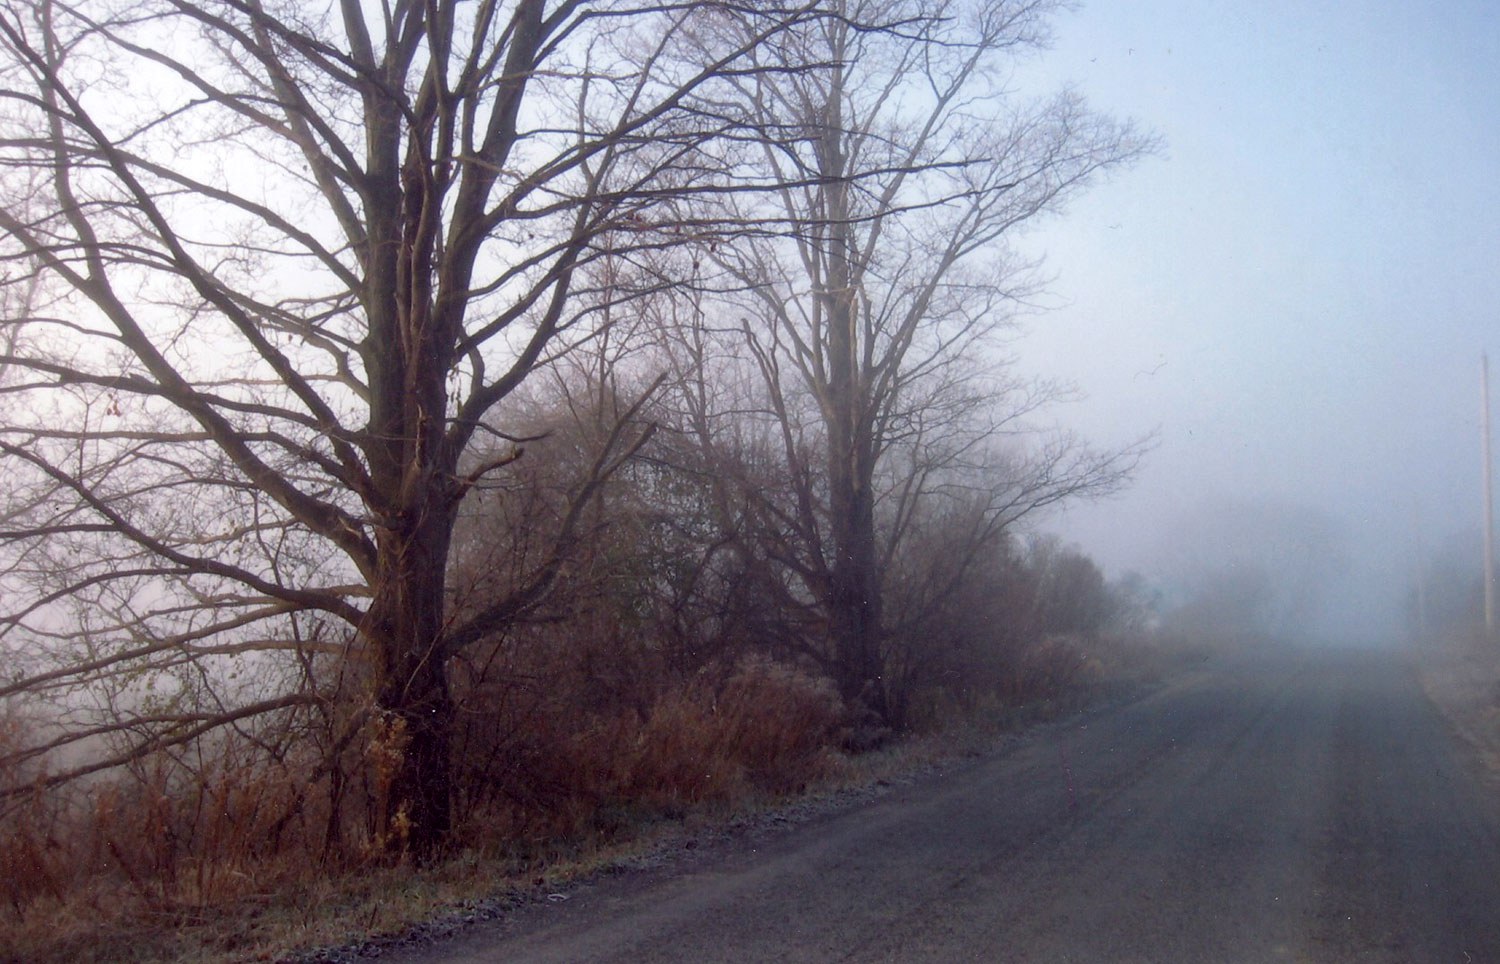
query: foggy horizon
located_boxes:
[1010,0,1500,644]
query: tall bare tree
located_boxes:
[0,0,843,856]
[675,0,1154,722]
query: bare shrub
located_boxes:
[998,635,1102,706]
[0,798,64,922]
[0,698,384,958]
[453,640,844,852]
[0,706,70,921]
[889,532,1122,731]
[630,656,844,802]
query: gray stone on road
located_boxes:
[382,646,1500,962]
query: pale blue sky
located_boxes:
[1013,1,1500,637]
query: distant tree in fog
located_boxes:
[1160,498,1350,640]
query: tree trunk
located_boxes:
[823,205,887,723]
[827,442,887,724]
[368,497,456,858]
[818,55,889,725]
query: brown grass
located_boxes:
[0,627,1137,964]
[452,652,844,850]
[0,653,850,963]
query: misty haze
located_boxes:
[0,1,1498,962]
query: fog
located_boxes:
[1008,0,1500,644]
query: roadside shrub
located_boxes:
[998,634,1101,704]
[0,795,66,923]
[453,640,844,850]
[0,697,375,961]
[0,706,72,922]
[627,655,843,804]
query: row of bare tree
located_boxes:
[0,0,1151,860]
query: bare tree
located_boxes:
[670,0,1154,723]
[0,0,845,857]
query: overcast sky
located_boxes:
[1008,0,1500,640]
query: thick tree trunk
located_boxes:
[827,449,887,724]
[823,214,888,724]
[818,68,890,725]
[358,69,465,858]
[368,499,456,858]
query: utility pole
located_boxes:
[1485,353,1495,638]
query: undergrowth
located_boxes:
[0,639,1137,964]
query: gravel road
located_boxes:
[374,645,1500,962]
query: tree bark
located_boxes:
[827,431,887,720]
[366,493,458,854]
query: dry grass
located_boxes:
[0,654,850,963]
[1416,629,1500,778]
[0,753,342,963]
[446,640,849,844]
[0,637,1143,964]
[3,842,580,963]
